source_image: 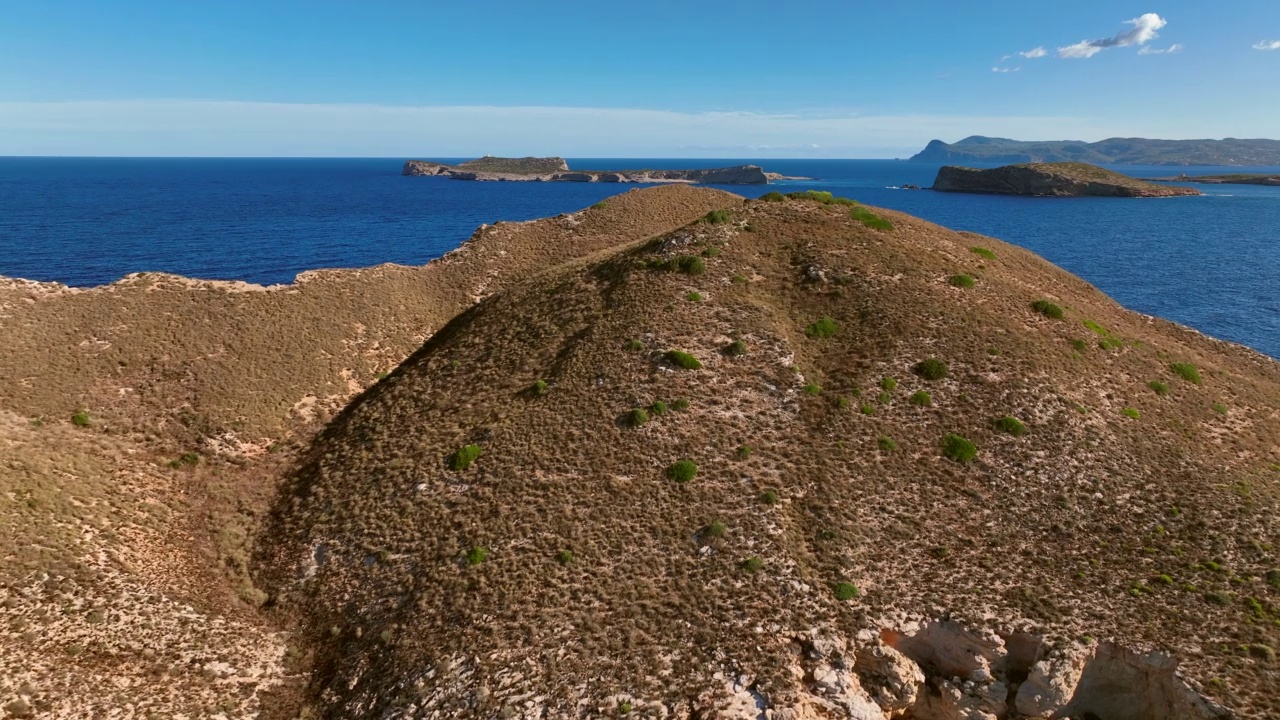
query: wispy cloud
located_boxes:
[991,66,1021,73]
[0,100,1144,158]
[1139,43,1183,55]
[1019,47,1048,59]
[1255,40,1280,51]
[1058,13,1167,59]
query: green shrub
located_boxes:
[877,436,898,452]
[1083,319,1108,335]
[850,207,893,231]
[667,459,698,482]
[736,445,752,460]
[1071,339,1088,352]
[949,274,975,288]
[556,550,575,565]
[941,434,977,463]
[880,377,898,392]
[675,255,706,275]
[741,557,764,573]
[704,209,733,224]
[179,452,200,466]
[1266,569,1280,590]
[836,396,850,409]
[705,521,727,538]
[625,339,644,351]
[619,701,633,714]
[686,291,703,302]
[466,547,489,565]
[877,390,892,405]
[530,379,548,396]
[913,357,949,381]
[731,274,747,284]
[786,190,834,203]
[725,339,747,357]
[1122,407,1141,419]
[376,370,390,380]
[805,316,839,339]
[71,411,91,427]
[1149,380,1168,395]
[450,444,482,471]
[1032,299,1064,319]
[759,191,785,202]
[591,200,608,209]
[650,401,668,416]
[672,398,690,411]
[627,408,650,427]
[702,247,721,257]
[859,404,875,415]
[803,383,822,396]
[909,390,932,407]
[665,350,702,370]
[993,416,1027,436]
[1170,362,1202,384]
[970,246,996,260]
[1212,402,1227,415]
[834,582,860,601]
[758,489,778,504]
[1204,590,1232,606]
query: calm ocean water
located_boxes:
[1,157,1278,358]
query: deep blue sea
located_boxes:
[1,157,1278,358]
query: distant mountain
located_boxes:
[910,136,1280,166]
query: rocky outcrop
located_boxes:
[402,158,784,184]
[1144,173,1280,186]
[932,162,1202,197]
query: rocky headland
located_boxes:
[403,156,805,184]
[3,185,1278,719]
[1144,173,1280,186]
[933,162,1203,197]
[911,136,1280,166]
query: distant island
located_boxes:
[1143,172,1280,186]
[932,162,1202,197]
[911,136,1280,166]
[403,156,806,185]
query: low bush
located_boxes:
[909,390,933,406]
[704,209,733,224]
[742,557,764,573]
[731,274,747,284]
[880,377,898,392]
[1148,380,1168,395]
[674,255,706,275]
[949,274,975,288]
[530,379,548,396]
[650,401,668,416]
[673,398,690,411]
[759,489,778,504]
[913,357,949,381]
[759,191,785,202]
[736,445,752,460]
[705,521,727,538]
[625,339,644,351]
[451,444,482,471]
[806,316,839,338]
[702,247,721,257]
[994,416,1027,436]
[786,190,834,203]
[686,291,703,302]
[466,547,489,565]
[859,404,875,415]
[556,550,575,565]
[850,206,893,230]
[1071,339,1088,352]
[941,434,977,463]
[1122,407,1141,419]
[970,246,996,260]
[1170,362,1202,384]
[877,436,898,452]
[724,339,747,357]
[834,582,860,601]
[803,383,822,396]
[627,408,650,427]
[1032,299,1064,319]
[1212,402,1228,415]
[877,390,892,405]
[71,411,91,427]
[667,459,698,482]
[665,350,702,369]
[591,200,608,209]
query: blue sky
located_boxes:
[1,1,1277,157]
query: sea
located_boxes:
[1,157,1277,359]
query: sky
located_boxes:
[1,0,1278,158]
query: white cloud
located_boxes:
[991,66,1021,73]
[1139,43,1183,55]
[1059,13,1167,59]
[1255,40,1280,51]
[0,100,1149,158]
[1019,47,1048,59]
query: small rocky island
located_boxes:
[1144,172,1280,186]
[403,155,803,185]
[932,162,1202,197]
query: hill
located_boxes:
[260,192,1280,719]
[403,158,779,184]
[933,162,1203,197]
[0,185,737,718]
[911,136,1280,166]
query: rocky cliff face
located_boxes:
[933,162,1203,197]
[403,158,774,184]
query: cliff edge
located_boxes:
[933,162,1203,197]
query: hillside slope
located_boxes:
[262,194,1280,719]
[933,163,1202,197]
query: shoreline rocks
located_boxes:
[403,157,807,185]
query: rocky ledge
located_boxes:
[932,162,1203,197]
[403,156,803,185]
